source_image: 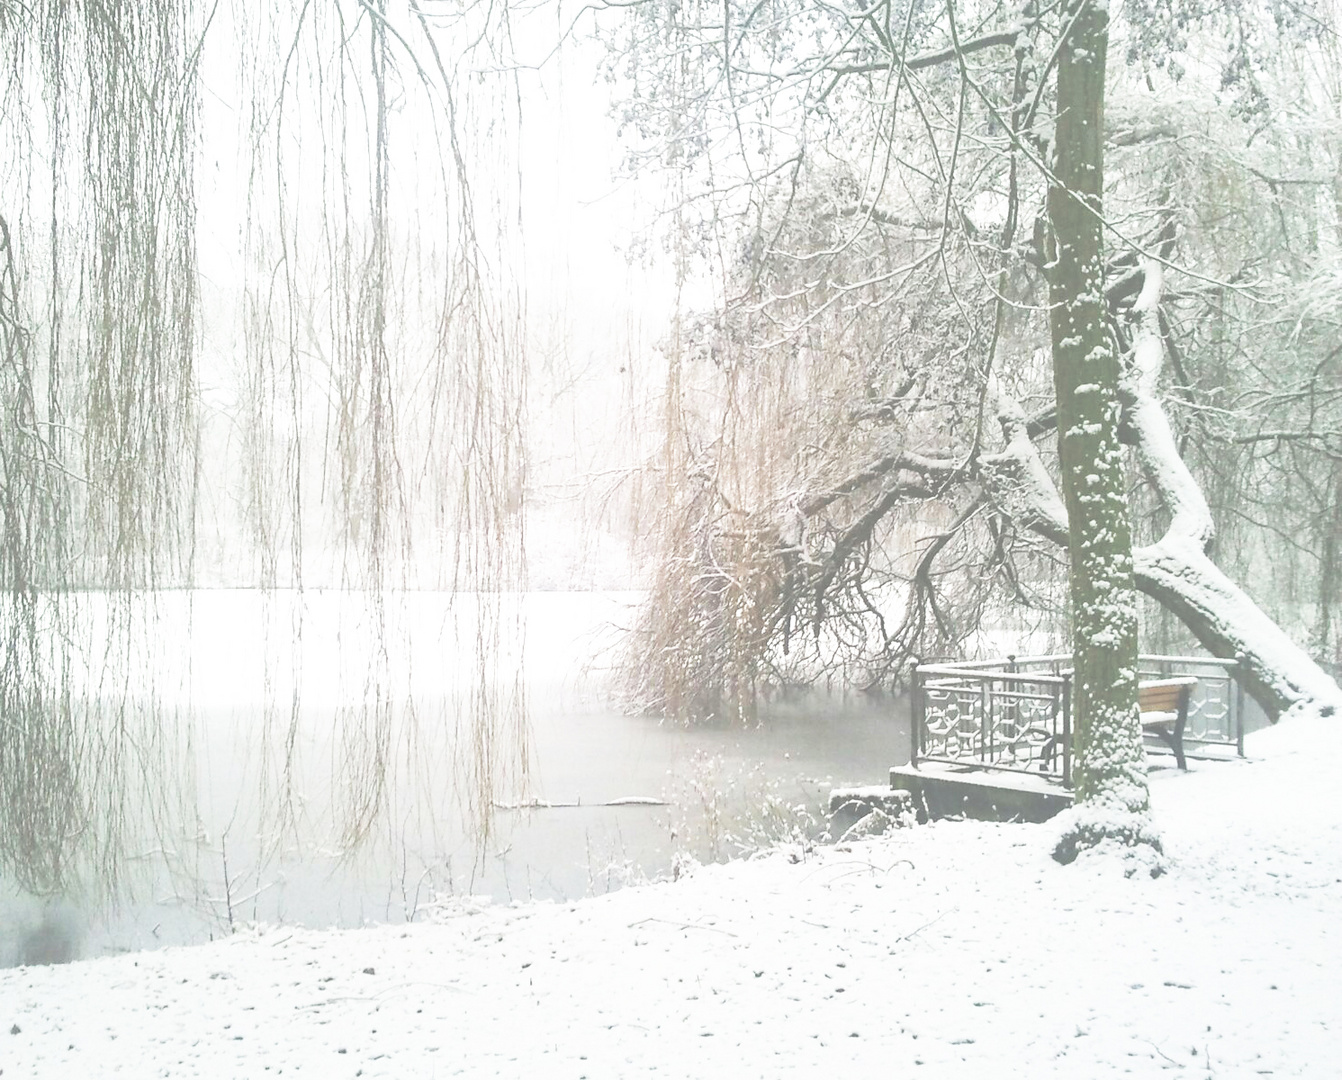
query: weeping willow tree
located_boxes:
[0,1,528,898]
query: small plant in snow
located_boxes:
[587,856,650,895]
[725,780,819,858]
[421,893,494,922]
[670,850,700,881]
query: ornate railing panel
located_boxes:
[912,665,1072,784]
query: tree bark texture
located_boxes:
[1047,0,1150,811]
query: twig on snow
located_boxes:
[627,917,739,937]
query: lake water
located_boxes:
[0,591,908,965]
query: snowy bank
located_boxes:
[2,713,1338,1079]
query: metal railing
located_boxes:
[911,653,1246,787]
[912,662,1073,784]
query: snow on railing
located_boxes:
[911,654,1246,787]
[912,661,1073,785]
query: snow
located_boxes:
[892,761,1067,796]
[3,714,1340,1078]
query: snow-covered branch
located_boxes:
[799,448,958,518]
[1127,260,1214,549]
[1124,260,1342,719]
[980,379,1069,547]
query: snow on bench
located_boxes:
[1139,676,1198,771]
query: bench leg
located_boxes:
[1036,732,1063,774]
[1145,725,1187,770]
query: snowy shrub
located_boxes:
[666,751,824,866]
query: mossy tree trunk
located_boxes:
[1047,0,1153,838]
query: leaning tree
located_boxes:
[606,0,1342,852]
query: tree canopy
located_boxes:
[607,0,1342,743]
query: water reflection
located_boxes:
[1,591,907,964]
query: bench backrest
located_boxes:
[1138,677,1197,715]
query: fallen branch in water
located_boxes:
[492,796,668,810]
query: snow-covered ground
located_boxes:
[2,712,1337,1078]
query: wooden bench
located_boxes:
[1139,676,1197,770]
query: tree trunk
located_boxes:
[1047,0,1151,825]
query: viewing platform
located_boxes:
[890,653,1247,823]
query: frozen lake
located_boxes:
[1,591,907,965]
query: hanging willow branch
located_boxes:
[0,0,530,895]
[0,1,203,896]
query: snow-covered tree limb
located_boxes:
[981,382,1070,547]
[1125,261,1342,719]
